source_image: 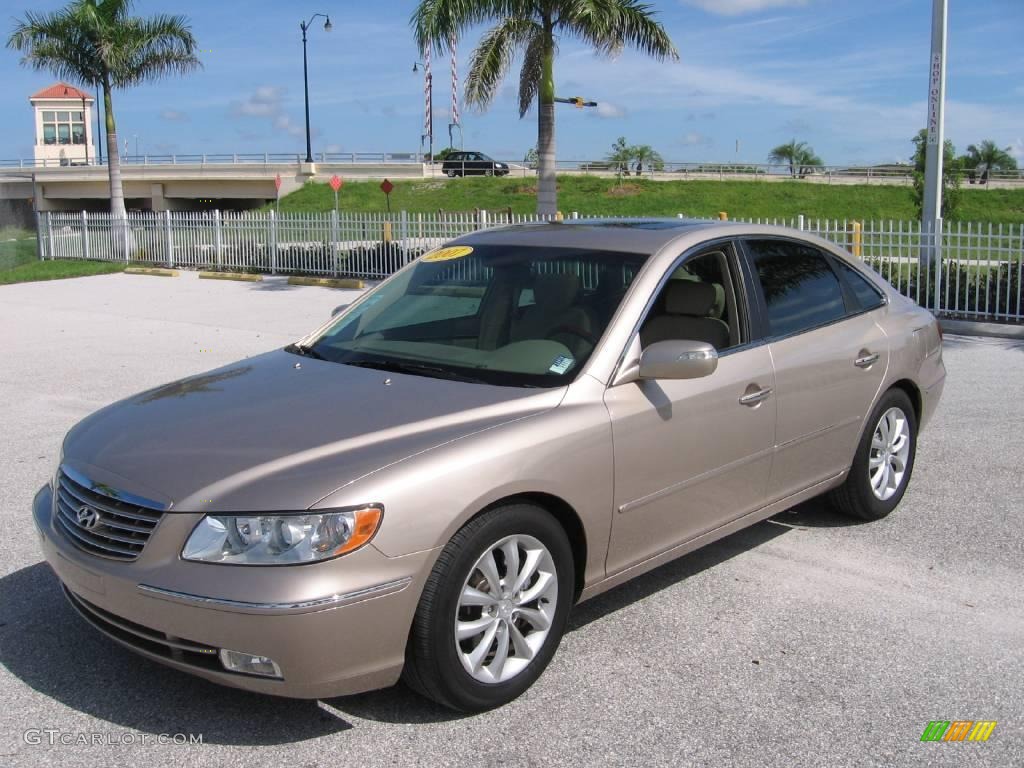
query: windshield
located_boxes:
[300,243,649,387]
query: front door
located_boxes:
[605,246,777,575]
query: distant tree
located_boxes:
[523,146,538,169]
[428,147,458,163]
[768,139,822,178]
[961,140,1017,184]
[910,128,961,219]
[631,144,664,175]
[8,0,201,237]
[607,136,633,176]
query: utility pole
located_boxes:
[921,0,947,266]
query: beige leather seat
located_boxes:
[510,273,594,356]
[641,280,730,350]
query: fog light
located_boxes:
[219,648,282,678]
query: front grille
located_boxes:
[63,587,222,671]
[54,469,164,561]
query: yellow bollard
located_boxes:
[383,221,393,243]
[852,221,862,258]
[718,211,728,220]
[555,211,564,222]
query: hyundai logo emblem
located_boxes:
[76,505,102,530]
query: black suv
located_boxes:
[440,151,510,177]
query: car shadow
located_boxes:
[0,564,352,745]
[767,498,873,529]
[1,514,807,733]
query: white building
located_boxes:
[30,82,95,167]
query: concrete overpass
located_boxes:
[0,160,427,225]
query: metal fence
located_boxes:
[36,210,1024,322]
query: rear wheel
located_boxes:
[402,503,573,711]
[446,169,458,178]
[829,389,917,520]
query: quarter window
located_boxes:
[747,240,846,337]
[832,258,886,311]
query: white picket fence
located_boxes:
[36,210,1024,321]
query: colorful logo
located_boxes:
[920,721,997,742]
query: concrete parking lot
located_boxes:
[0,272,1020,768]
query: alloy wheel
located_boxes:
[454,534,558,684]
[869,406,911,501]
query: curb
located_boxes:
[125,267,179,277]
[286,276,365,290]
[198,271,263,282]
[939,318,1024,341]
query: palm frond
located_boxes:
[465,17,541,110]
[108,14,201,87]
[563,0,678,60]
[517,33,546,117]
[411,0,534,54]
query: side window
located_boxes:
[639,248,744,352]
[747,240,846,338]
[832,257,886,311]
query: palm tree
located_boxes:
[607,136,633,176]
[8,0,200,248]
[412,1,677,215]
[963,140,1018,184]
[631,144,663,176]
[769,139,822,178]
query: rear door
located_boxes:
[741,238,889,502]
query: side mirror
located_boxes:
[638,340,718,380]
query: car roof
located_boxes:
[454,218,731,254]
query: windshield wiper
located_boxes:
[344,359,489,384]
[287,343,328,361]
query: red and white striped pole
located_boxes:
[423,48,433,162]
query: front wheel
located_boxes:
[829,388,917,520]
[446,169,458,178]
[402,503,574,711]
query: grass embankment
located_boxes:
[275,176,1024,224]
[0,258,125,285]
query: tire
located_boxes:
[402,503,574,712]
[485,169,494,177]
[829,388,917,521]
[446,169,457,178]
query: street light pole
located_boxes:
[82,94,89,166]
[300,13,332,164]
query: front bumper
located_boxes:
[33,484,436,698]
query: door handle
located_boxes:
[739,387,773,406]
[854,353,880,368]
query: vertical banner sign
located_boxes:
[424,48,433,152]
[451,36,459,127]
[927,53,942,145]
[274,173,282,213]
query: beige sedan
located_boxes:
[33,220,945,711]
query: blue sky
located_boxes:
[2,0,1022,165]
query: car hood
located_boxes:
[62,349,565,512]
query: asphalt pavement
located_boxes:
[0,272,1020,768]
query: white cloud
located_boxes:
[681,0,810,16]
[679,132,714,147]
[230,86,304,139]
[594,102,625,118]
[160,109,189,123]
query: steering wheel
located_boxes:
[547,324,600,347]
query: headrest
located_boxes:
[533,273,580,311]
[665,280,717,317]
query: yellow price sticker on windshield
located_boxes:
[422,246,473,263]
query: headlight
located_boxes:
[181,505,383,565]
